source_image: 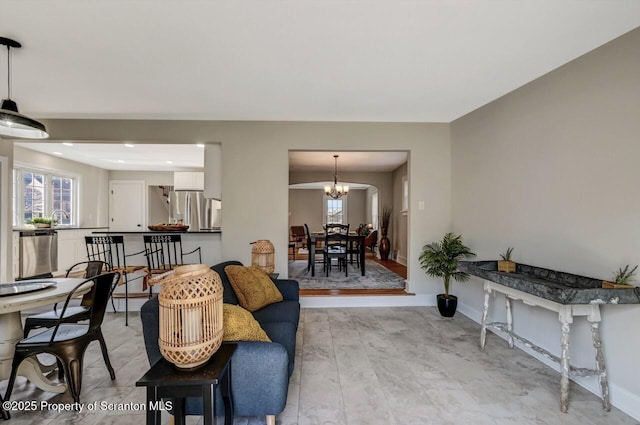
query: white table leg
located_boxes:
[559,308,572,413]
[0,311,66,394]
[480,285,490,351]
[505,296,514,349]
[588,311,610,411]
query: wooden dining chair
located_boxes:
[304,223,325,274]
[85,236,146,326]
[324,223,350,277]
[4,271,121,404]
[142,234,202,293]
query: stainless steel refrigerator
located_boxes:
[169,191,221,231]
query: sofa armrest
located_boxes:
[140,296,162,367]
[274,279,299,301]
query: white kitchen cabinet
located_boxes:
[173,172,204,191]
[55,228,109,274]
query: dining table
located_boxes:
[309,231,366,277]
[0,277,89,394]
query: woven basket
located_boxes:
[498,260,516,273]
[251,239,275,274]
[156,264,223,369]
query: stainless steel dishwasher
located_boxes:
[18,229,58,280]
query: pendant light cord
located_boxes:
[6,45,11,99]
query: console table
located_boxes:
[136,343,236,425]
[459,261,640,413]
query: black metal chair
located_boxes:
[142,234,201,293]
[4,271,121,404]
[23,261,110,338]
[304,223,325,274]
[324,223,350,277]
[0,395,8,420]
[85,236,146,326]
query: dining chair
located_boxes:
[324,223,350,277]
[85,236,146,326]
[304,223,325,274]
[0,396,8,420]
[142,234,202,293]
[4,271,121,404]
[23,260,110,338]
[290,225,306,250]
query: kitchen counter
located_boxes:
[91,229,221,234]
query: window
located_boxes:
[371,191,379,229]
[324,196,347,225]
[13,167,76,226]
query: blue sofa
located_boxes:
[140,261,300,423]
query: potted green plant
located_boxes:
[498,246,516,273]
[419,232,475,317]
[602,264,638,289]
[29,217,54,228]
[378,206,392,261]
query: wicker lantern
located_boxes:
[153,264,223,369]
[251,239,275,274]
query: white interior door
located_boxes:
[109,180,146,231]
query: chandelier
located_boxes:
[324,155,349,199]
[0,37,48,139]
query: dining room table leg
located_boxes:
[360,237,365,276]
[0,312,67,394]
[310,241,316,277]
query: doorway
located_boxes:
[288,150,409,294]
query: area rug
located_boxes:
[288,260,405,289]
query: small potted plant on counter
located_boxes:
[498,246,516,273]
[602,264,638,288]
[29,217,54,228]
[419,232,475,317]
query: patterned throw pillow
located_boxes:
[224,265,283,312]
[222,304,271,342]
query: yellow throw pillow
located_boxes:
[224,265,283,312]
[223,303,271,342]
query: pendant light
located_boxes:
[0,37,48,139]
[324,154,349,199]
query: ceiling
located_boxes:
[15,142,205,171]
[0,1,638,124]
[289,151,408,172]
[4,2,640,171]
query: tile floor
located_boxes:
[2,307,638,424]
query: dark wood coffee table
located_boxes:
[136,343,237,425]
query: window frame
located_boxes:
[323,195,348,226]
[13,164,79,227]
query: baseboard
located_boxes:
[458,301,640,421]
[396,255,407,266]
[301,293,433,308]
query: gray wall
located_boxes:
[451,28,640,418]
[23,121,451,292]
[392,162,408,264]
[288,188,366,233]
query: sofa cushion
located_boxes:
[211,261,242,305]
[225,265,283,312]
[223,304,271,342]
[252,300,300,329]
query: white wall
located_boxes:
[451,28,640,419]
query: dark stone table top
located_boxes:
[458,261,640,305]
